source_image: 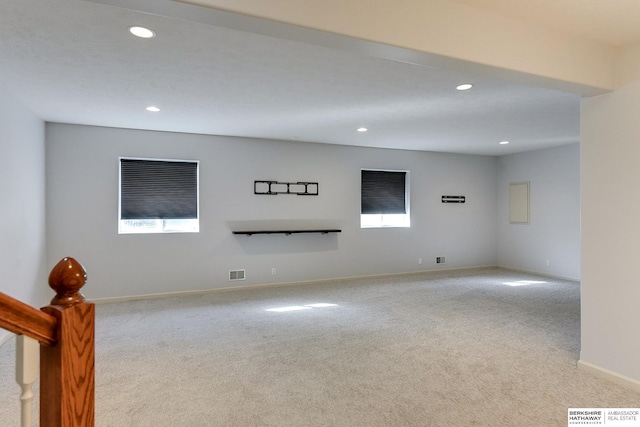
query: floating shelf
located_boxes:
[232,229,341,236]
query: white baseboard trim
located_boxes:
[93,264,582,305]
[497,264,580,282]
[92,265,500,304]
[577,360,640,393]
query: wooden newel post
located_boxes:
[40,257,95,427]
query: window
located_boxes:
[119,158,199,234]
[361,169,410,228]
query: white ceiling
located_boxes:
[0,0,610,156]
[450,0,640,47]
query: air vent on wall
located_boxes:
[229,270,246,281]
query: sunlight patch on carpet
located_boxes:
[502,280,547,287]
[266,303,338,312]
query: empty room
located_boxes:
[2,0,640,426]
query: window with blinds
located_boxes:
[361,169,410,228]
[119,158,199,234]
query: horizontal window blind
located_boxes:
[361,170,406,214]
[120,159,198,220]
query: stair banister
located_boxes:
[16,335,39,427]
[0,257,95,427]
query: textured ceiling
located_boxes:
[0,0,585,155]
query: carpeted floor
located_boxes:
[1,268,639,426]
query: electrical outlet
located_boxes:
[271,268,277,276]
[436,256,446,264]
[418,258,423,265]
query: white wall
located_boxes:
[496,144,580,280]
[581,77,640,385]
[46,123,498,299]
[0,89,47,343]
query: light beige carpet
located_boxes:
[1,268,639,426]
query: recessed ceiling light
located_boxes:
[499,140,510,145]
[129,26,155,39]
[146,106,160,112]
[456,83,473,91]
[357,127,368,132]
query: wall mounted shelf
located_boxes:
[232,229,341,236]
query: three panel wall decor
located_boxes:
[254,180,318,196]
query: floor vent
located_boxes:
[436,257,446,264]
[229,269,246,281]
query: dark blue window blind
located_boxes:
[361,170,406,214]
[120,159,198,220]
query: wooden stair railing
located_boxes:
[0,257,95,427]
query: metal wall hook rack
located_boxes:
[442,195,465,203]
